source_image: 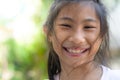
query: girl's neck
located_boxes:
[60,61,102,80]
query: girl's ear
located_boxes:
[43,26,48,36]
[43,26,52,42]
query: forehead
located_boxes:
[56,2,99,21]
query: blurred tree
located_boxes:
[7,0,53,80]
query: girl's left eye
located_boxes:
[84,26,95,29]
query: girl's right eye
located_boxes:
[59,24,71,28]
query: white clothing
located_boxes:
[101,66,120,80]
[54,66,120,80]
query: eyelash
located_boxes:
[60,24,71,28]
[84,26,95,29]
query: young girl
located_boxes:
[44,0,120,80]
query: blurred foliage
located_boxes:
[33,0,53,28]
[7,35,47,80]
[6,0,53,80]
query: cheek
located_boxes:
[50,35,63,57]
[89,37,102,57]
[87,31,100,45]
[86,31,101,55]
[52,28,69,47]
[51,30,69,57]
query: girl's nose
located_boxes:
[69,30,86,44]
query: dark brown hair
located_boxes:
[44,0,110,80]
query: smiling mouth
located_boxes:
[63,47,89,56]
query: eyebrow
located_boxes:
[83,17,97,22]
[59,17,74,22]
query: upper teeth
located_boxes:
[68,49,84,54]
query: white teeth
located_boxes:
[68,49,84,54]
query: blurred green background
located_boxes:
[0,0,120,80]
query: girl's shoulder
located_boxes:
[101,65,120,80]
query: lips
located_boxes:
[63,46,89,57]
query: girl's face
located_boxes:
[49,3,101,68]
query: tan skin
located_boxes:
[45,2,103,80]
